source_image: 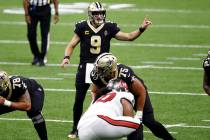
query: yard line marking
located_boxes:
[202,120,210,122]
[141,61,174,65]
[0,39,210,48]
[167,57,201,61]
[0,117,209,129]
[165,123,186,128]
[29,77,63,80]
[44,88,206,96]
[0,61,203,71]
[57,73,76,76]
[1,20,210,29]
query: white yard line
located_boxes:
[0,39,210,48]
[44,88,206,96]
[0,61,202,70]
[0,21,210,29]
[0,117,209,130]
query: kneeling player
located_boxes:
[77,79,141,140]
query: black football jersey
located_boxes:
[2,76,39,101]
[91,64,147,90]
[74,20,120,64]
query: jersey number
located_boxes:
[90,35,101,54]
[96,92,116,103]
[12,78,27,89]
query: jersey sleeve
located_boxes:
[118,64,136,86]
[74,21,84,37]
[107,22,120,38]
[120,91,135,107]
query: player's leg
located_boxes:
[68,64,90,138]
[27,85,48,140]
[39,5,51,66]
[96,115,141,139]
[27,12,40,65]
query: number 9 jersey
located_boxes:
[74,20,120,64]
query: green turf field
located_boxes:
[0,0,210,140]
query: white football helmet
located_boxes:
[88,2,106,26]
[107,78,129,92]
[94,53,117,79]
[0,71,11,98]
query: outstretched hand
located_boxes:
[141,16,152,29]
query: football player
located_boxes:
[60,2,152,138]
[78,78,141,140]
[203,53,210,95]
[90,53,176,140]
[0,71,48,140]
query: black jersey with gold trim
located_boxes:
[74,20,120,64]
[3,76,40,101]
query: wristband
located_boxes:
[139,27,146,33]
[135,111,143,119]
[63,56,70,60]
[4,100,12,107]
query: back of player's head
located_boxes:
[0,71,11,98]
[107,78,129,92]
[94,53,117,78]
[88,2,106,26]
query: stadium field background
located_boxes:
[0,0,210,139]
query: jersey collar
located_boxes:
[87,20,105,34]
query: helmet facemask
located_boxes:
[0,71,11,98]
[88,2,106,26]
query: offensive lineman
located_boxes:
[78,78,141,140]
[0,71,48,140]
[60,1,152,138]
[90,53,176,140]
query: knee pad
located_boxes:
[31,113,45,124]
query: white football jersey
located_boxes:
[80,90,135,119]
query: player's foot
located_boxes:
[67,129,78,138]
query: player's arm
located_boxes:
[22,0,31,24]
[52,0,59,24]
[115,16,152,41]
[203,72,210,96]
[61,34,80,67]
[130,79,146,118]
[121,98,134,117]
[0,90,31,111]
[91,83,100,101]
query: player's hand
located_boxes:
[135,111,143,122]
[25,15,31,24]
[140,16,152,29]
[53,14,59,24]
[0,96,5,106]
[61,58,69,68]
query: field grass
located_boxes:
[0,0,210,140]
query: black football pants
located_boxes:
[27,5,51,61]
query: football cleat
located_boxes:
[67,129,78,139]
